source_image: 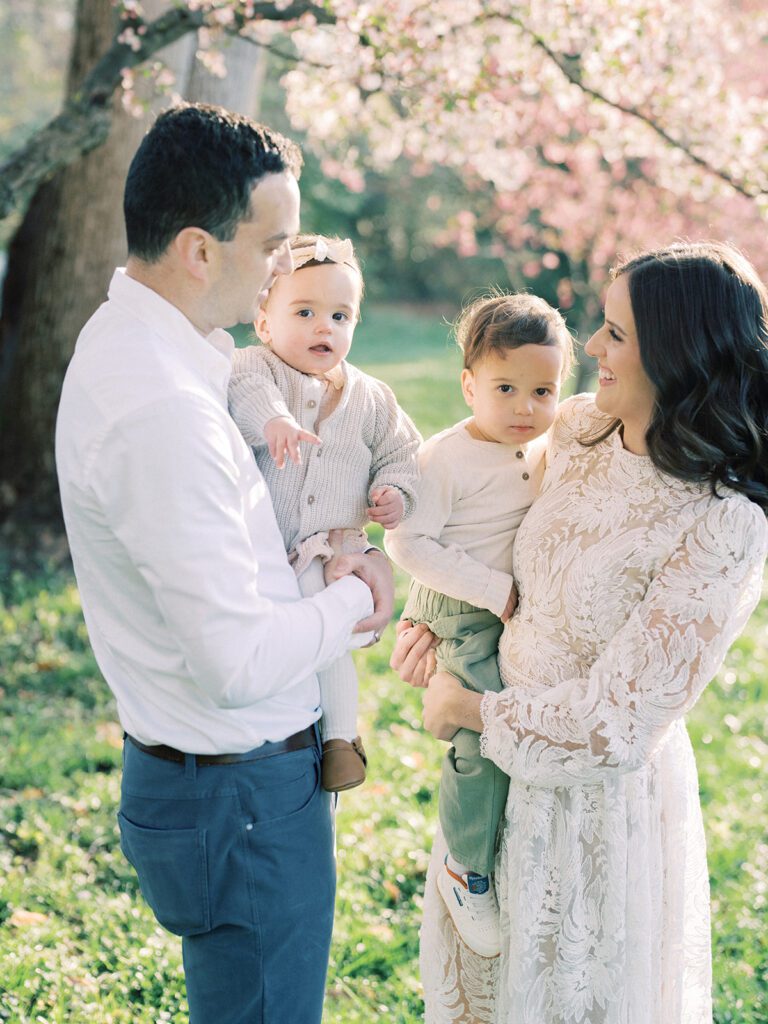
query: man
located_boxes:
[55,104,393,1024]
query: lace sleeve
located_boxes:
[480,497,767,787]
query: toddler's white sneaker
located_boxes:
[436,856,501,958]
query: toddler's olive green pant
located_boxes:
[403,581,508,876]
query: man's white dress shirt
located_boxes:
[55,270,373,753]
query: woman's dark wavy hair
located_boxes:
[124,103,302,263]
[591,241,768,511]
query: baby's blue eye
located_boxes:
[332,312,348,322]
[534,388,551,397]
[498,385,514,394]
[297,309,313,318]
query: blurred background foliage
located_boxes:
[0,0,594,331]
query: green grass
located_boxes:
[1,304,766,1022]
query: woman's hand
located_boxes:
[422,672,484,741]
[389,619,439,688]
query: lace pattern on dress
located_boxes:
[421,394,768,1024]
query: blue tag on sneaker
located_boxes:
[466,873,490,895]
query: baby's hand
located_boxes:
[264,415,321,469]
[500,583,518,623]
[368,486,404,530]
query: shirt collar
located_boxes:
[108,268,234,396]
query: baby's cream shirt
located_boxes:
[385,419,546,618]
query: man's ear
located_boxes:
[254,306,271,345]
[460,368,475,408]
[174,227,214,283]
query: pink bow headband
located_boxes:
[291,237,357,271]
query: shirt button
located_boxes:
[522,472,530,481]
[246,823,253,831]
[308,495,315,505]
[307,400,317,408]
[515,450,524,459]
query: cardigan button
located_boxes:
[522,472,530,481]
[515,450,524,459]
[307,495,315,505]
[307,399,317,408]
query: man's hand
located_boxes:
[368,486,405,530]
[500,583,518,623]
[264,415,321,469]
[389,619,439,688]
[324,548,394,637]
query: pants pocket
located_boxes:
[118,812,211,937]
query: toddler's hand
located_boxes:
[264,415,321,469]
[500,584,518,623]
[368,486,404,530]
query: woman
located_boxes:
[391,242,768,1024]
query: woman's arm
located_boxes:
[479,498,767,787]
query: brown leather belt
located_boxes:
[124,724,317,766]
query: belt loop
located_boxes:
[312,720,323,751]
[184,752,197,779]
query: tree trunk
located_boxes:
[0,0,265,531]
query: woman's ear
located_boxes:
[461,368,475,409]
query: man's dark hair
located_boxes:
[124,103,303,262]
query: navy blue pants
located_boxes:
[118,736,335,1024]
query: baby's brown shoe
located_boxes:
[321,736,367,792]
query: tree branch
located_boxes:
[229,28,333,70]
[507,17,765,201]
[0,2,333,220]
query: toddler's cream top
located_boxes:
[385,418,546,617]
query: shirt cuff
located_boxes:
[481,570,515,618]
[326,573,374,617]
[317,574,375,663]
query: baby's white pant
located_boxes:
[297,556,359,742]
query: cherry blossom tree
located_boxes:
[1,0,766,525]
[280,0,767,285]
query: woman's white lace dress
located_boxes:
[420,395,768,1024]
